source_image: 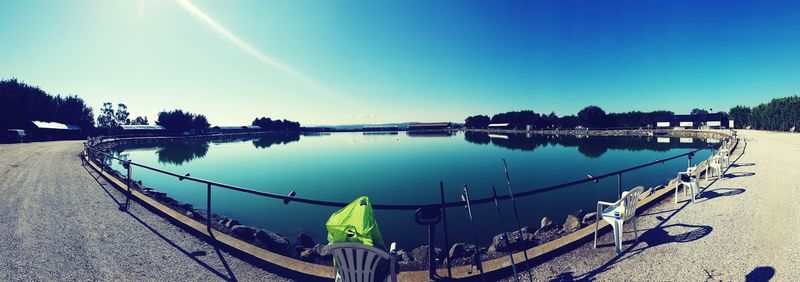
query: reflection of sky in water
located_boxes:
[111,132,714,248]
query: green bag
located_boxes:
[326,196,386,251]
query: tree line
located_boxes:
[251,117,301,131]
[728,96,800,130]
[464,106,733,130]
[1,79,301,137]
[0,79,94,133]
[155,109,210,133]
[465,106,677,129]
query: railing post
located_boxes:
[125,160,132,210]
[617,173,623,199]
[207,183,212,233]
[439,181,452,278]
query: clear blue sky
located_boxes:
[1,0,799,125]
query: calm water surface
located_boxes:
[111,132,714,249]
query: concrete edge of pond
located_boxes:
[84,130,735,281]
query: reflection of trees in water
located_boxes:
[490,135,542,151]
[110,133,302,165]
[252,132,300,149]
[157,141,209,165]
[464,132,708,158]
[464,131,490,145]
[578,143,608,158]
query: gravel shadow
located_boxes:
[82,162,239,281]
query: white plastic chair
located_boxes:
[594,186,645,254]
[675,171,699,204]
[322,242,398,282]
[705,156,723,180]
[717,148,731,168]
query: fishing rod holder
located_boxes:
[283,191,296,205]
[178,173,191,181]
[415,207,442,281]
[415,207,441,225]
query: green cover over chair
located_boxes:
[326,196,386,251]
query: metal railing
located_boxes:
[83,134,731,279]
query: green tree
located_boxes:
[729,96,799,130]
[193,114,210,132]
[0,79,95,136]
[157,110,194,132]
[545,112,559,128]
[114,103,130,126]
[577,106,608,128]
[96,102,116,128]
[96,102,131,129]
[130,116,149,125]
[57,95,95,131]
[252,117,300,131]
[464,115,490,129]
[157,110,210,133]
[490,110,546,129]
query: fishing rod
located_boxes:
[440,182,452,279]
[502,159,533,280]
[461,185,485,281]
[491,185,519,282]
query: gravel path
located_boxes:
[502,130,800,281]
[0,141,292,282]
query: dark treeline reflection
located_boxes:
[252,132,300,149]
[111,133,301,165]
[465,132,710,158]
[157,142,210,165]
[464,131,490,144]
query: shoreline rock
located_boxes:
[296,232,316,248]
[534,216,560,243]
[411,245,444,266]
[231,225,257,240]
[448,243,480,260]
[489,227,534,253]
[563,210,585,234]
[254,229,291,255]
[583,212,598,225]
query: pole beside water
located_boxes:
[502,159,533,280]
[491,185,519,282]
[439,181,452,278]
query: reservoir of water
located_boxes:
[110,131,714,249]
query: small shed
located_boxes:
[659,113,728,129]
[210,125,262,133]
[29,121,82,140]
[488,123,511,129]
[118,125,166,136]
